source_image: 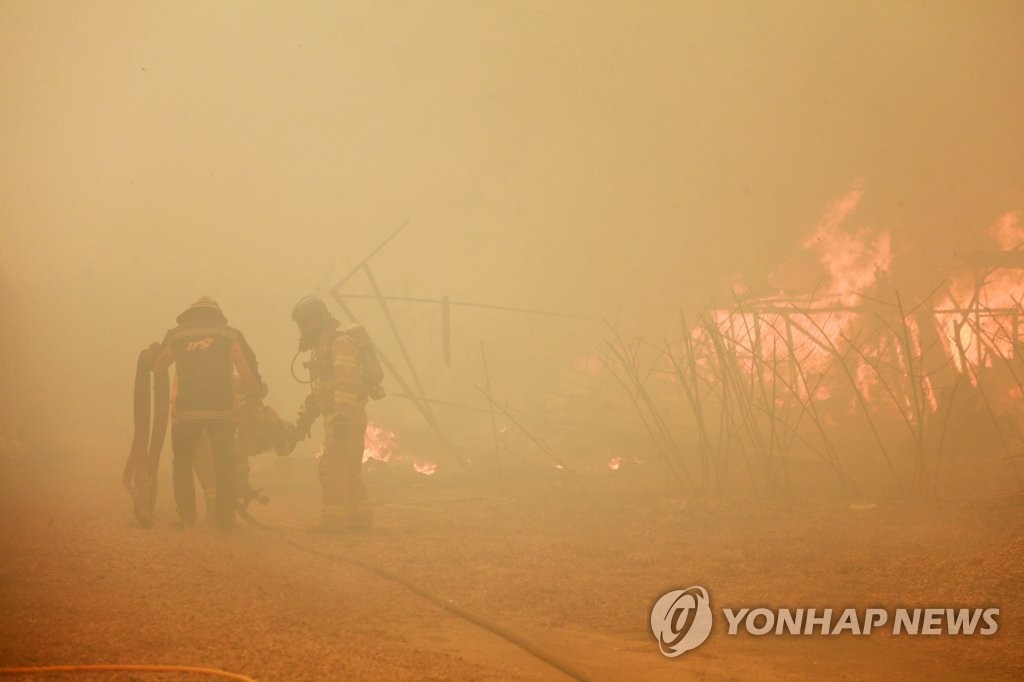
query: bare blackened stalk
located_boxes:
[475,385,598,508]
[802,310,903,490]
[838,328,917,446]
[933,371,963,495]
[768,337,792,495]
[894,291,930,486]
[945,292,1015,464]
[480,341,503,490]
[743,306,786,491]
[780,315,850,489]
[702,313,772,490]
[601,322,693,488]
[669,313,717,489]
[600,350,679,485]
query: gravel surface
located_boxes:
[2,446,1023,680]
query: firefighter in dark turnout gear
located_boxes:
[289,295,374,532]
[193,376,292,520]
[151,297,262,530]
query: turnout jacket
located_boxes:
[308,329,366,424]
[152,323,262,421]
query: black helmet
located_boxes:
[292,295,335,351]
[291,295,330,325]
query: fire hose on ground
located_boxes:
[277,531,595,682]
[229,506,595,681]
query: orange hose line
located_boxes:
[0,664,254,681]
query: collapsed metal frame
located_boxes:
[321,222,594,479]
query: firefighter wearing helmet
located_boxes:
[287,295,378,532]
[150,297,263,530]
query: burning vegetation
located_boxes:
[592,189,1024,501]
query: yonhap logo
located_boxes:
[650,585,1000,658]
[650,586,714,657]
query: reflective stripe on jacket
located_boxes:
[309,329,366,422]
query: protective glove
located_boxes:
[274,420,299,457]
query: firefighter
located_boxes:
[193,377,291,520]
[151,297,263,530]
[287,295,375,532]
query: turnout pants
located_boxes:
[171,419,237,526]
[193,436,250,517]
[319,410,372,529]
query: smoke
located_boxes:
[2,1,1023,458]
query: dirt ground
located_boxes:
[1,443,1023,681]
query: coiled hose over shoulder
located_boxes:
[122,342,169,527]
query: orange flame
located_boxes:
[573,353,603,376]
[362,421,399,463]
[683,187,953,424]
[701,188,894,405]
[990,210,1024,250]
[413,460,438,476]
[801,186,892,306]
[935,211,1024,377]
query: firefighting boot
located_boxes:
[175,514,197,531]
[203,486,217,523]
